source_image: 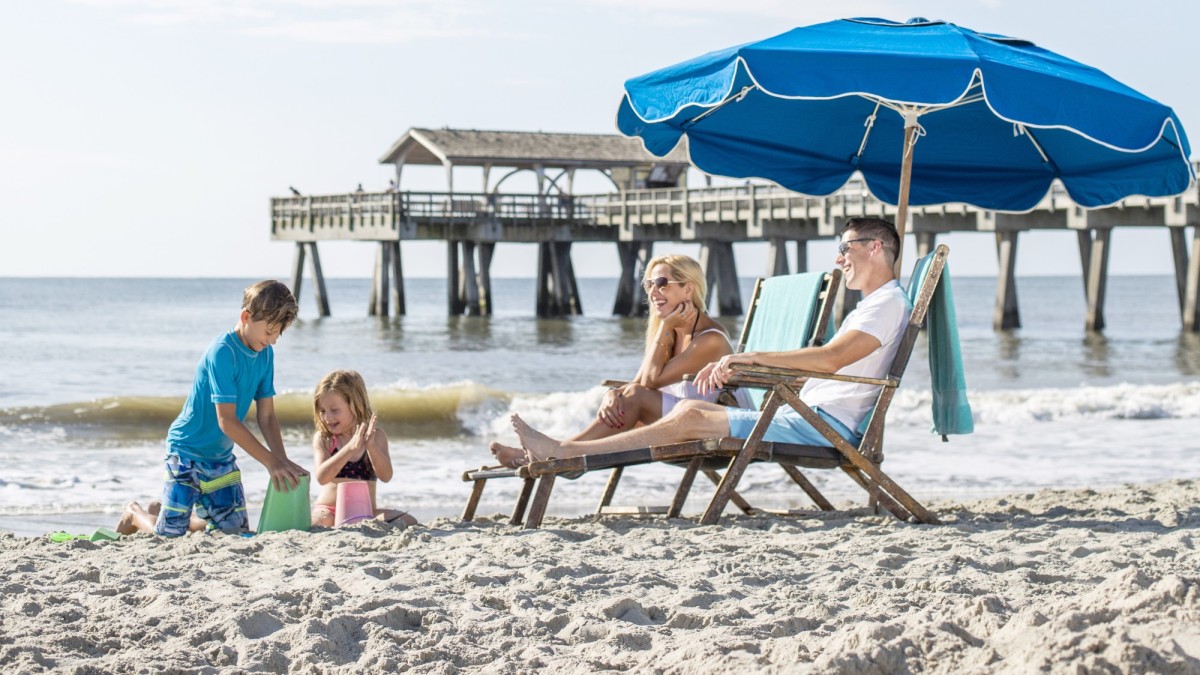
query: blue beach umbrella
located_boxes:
[617,17,1194,267]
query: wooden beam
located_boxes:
[596,467,624,514]
[536,242,552,318]
[447,240,463,315]
[477,242,495,316]
[461,478,486,522]
[700,395,783,524]
[510,478,535,526]
[461,240,480,316]
[1185,226,1200,332]
[915,232,936,259]
[794,240,808,274]
[290,242,306,310]
[375,242,390,318]
[612,242,638,317]
[767,237,789,277]
[993,231,1021,330]
[389,241,405,316]
[667,458,702,519]
[1083,228,1111,332]
[523,475,556,529]
[1170,227,1189,316]
[308,243,330,317]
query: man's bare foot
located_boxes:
[116,501,152,535]
[489,441,528,468]
[510,414,564,461]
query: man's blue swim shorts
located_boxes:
[155,454,248,537]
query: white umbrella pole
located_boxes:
[894,117,920,277]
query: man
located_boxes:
[492,217,911,467]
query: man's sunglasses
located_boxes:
[837,238,877,255]
[642,277,686,293]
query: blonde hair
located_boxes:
[243,280,298,330]
[643,255,708,350]
[312,370,373,439]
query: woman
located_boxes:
[491,255,749,464]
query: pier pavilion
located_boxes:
[271,128,1200,333]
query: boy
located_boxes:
[118,280,307,536]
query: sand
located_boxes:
[2,480,1199,674]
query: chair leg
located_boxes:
[703,470,756,514]
[841,466,912,522]
[523,475,556,529]
[510,478,535,526]
[595,467,624,515]
[780,465,834,511]
[777,387,939,525]
[701,395,783,525]
[462,478,487,522]
[667,458,702,518]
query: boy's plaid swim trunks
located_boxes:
[155,454,248,536]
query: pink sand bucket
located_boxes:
[334,480,374,527]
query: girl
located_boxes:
[491,255,750,466]
[310,370,417,528]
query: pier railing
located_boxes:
[272,170,1199,244]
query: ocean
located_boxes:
[2,274,1198,534]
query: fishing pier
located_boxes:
[271,128,1200,332]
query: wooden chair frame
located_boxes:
[474,245,949,528]
[461,269,841,526]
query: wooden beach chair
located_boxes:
[461,269,841,526]
[477,245,960,528]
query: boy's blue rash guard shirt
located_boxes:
[167,330,276,461]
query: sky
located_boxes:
[2,0,1197,280]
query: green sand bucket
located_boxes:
[256,474,311,534]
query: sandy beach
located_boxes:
[1,480,1197,673]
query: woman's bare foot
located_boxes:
[489,441,529,468]
[510,414,564,461]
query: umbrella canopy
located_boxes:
[617,17,1194,263]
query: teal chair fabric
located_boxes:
[741,272,831,410]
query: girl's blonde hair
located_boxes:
[643,255,708,349]
[312,370,373,438]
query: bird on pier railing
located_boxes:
[289,186,302,196]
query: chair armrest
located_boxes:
[599,379,627,388]
[726,364,897,388]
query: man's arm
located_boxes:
[216,401,306,491]
[695,329,882,395]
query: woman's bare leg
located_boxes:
[572,385,664,442]
[511,400,731,463]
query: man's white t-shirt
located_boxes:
[799,280,911,432]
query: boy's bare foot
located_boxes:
[489,441,528,468]
[510,414,564,461]
[116,501,153,535]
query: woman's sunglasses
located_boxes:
[642,277,686,293]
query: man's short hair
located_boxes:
[841,217,900,265]
[242,280,297,329]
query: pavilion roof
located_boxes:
[378,127,690,169]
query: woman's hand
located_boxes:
[661,300,697,332]
[596,387,627,429]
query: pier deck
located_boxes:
[271,178,1200,331]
